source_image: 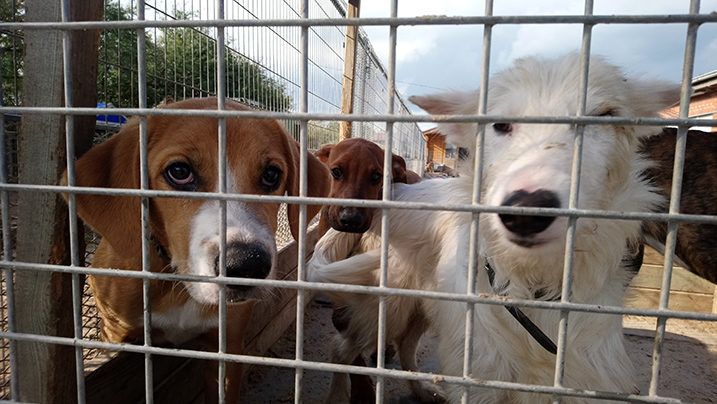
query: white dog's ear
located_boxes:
[409,91,480,149]
[628,80,681,118]
[409,91,478,115]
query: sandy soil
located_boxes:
[242,300,717,404]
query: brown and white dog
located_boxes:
[641,127,717,284]
[62,97,330,404]
[309,138,443,404]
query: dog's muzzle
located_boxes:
[332,207,371,233]
[215,241,272,300]
[498,190,560,244]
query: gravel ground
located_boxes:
[242,299,717,404]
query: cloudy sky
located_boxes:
[357,0,717,126]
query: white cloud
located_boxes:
[356,0,717,103]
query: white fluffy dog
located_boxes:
[309,53,679,403]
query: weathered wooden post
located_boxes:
[14,0,102,402]
[339,0,360,141]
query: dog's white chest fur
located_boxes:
[151,301,219,345]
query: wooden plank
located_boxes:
[245,289,304,360]
[152,356,205,404]
[338,0,360,141]
[85,352,203,404]
[629,264,715,294]
[642,246,666,266]
[70,0,105,158]
[625,288,713,313]
[244,227,318,344]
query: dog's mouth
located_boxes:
[225,285,258,303]
[507,236,552,248]
[330,221,370,234]
[183,280,266,305]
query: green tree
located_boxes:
[98,2,292,111]
[97,2,149,108]
[2,1,292,111]
[155,17,292,111]
[1,0,25,106]
[307,120,339,149]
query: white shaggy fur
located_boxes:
[309,53,679,403]
[308,224,445,403]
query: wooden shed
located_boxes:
[424,127,457,172]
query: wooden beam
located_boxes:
[15,1,74,401]
[70,0,105,158]
[14,0,103,402]
[339,0,360,141]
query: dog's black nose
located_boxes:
[498,190,560,237]
[215,241,272,281]
[337,207,369,233]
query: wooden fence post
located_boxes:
[339,0,360,141]
[14,0,102,402]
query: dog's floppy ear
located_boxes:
[409,91,479,150]
[287,141,331,241]
[628,80,681,119]
[314,144,334,164]
[390,153,408,184]
[61,119,142,257]
[157,95,175,108]
[623,80,681,140]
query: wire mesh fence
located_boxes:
[0,2,424,398]
[0,0,717,403]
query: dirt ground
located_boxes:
[242,299,717,404]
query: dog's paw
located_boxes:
[409,380,447,403]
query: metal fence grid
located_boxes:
[1,0,717,403]
[90,0,426,170]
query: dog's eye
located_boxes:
[260,166,282,192]
[331,168,343,181]
[598,109,617,117]
[493,123,513,134]
[370,172,382,185]
[164,162,196,189]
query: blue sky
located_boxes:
[359,0,717,125]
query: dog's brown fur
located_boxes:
[316,137,421,235]
[641,127,717,284]
[62,97,330,403]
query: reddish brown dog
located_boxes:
[316,137,421,235]
[62,97,330,403]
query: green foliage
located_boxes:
[98,1,292,110]
[1,0,25,106]
[307,120,340,148]
[97,2,146,107]
[2,0,292,110]
[279,120,339,150]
